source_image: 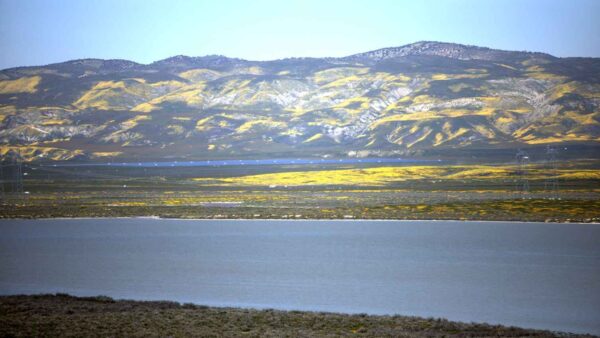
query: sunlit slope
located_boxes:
[0,41,599,161]
[192,165,600,187]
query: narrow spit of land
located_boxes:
[0,294,595,337]
[2,198,599,223]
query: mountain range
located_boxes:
[0,41,599,162]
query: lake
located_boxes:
[0,218,599,334]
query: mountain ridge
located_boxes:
[0,41,598,162]
[0,41,574,73]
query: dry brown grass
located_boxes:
[0,294,590,338]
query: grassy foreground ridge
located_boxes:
[0,294,594,337]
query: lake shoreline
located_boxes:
[2,215,599,224]
[0,294,593,337]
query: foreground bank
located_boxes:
[0,294,593,337]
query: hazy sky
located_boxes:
[1,0,599,69]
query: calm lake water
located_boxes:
[0,218,599,334]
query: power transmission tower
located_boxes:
[3,150,24,198]
[0,160,5,202]
[544,145,559,199]
[14,152,23,195]
[515,149,530,198]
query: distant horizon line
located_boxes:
[2,40,598,71]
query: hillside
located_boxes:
[1,41,599,162]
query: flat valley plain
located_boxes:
[1,159,599,222]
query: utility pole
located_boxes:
[15,152,23,196]
[544,145,559,199]
[515,149,530,198]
